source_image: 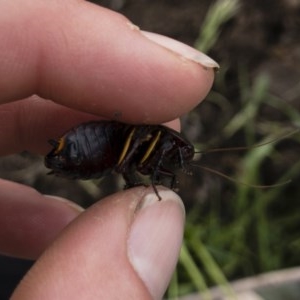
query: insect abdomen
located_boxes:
[45,122,125,179]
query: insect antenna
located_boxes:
[193,128,299,155]
[189,129,298,188]
[189,163,291,189]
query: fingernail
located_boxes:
[43,195,85,213]
[127,189,185,299]
[141,31,219,69]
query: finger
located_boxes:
[0,179,83,260]
[0,96,181,155]
[1,0,217,123]
[11,187,185,300]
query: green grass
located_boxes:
[195,0,240,53]
[167,0,300,298]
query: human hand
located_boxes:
[0,0,218,299]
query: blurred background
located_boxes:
[1,0,300,299]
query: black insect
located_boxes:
[45,121,195,199]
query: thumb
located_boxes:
[11,187,185,300]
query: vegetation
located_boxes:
[167,0,300,298]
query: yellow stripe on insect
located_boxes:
[117,127,136,166]
[140,130,161,164]
[54,137,66,155]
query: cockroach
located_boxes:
[45,121,194,199]
[45,121,293,200]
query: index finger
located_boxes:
[1,0,217,123]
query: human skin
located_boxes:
[0,0,218,299]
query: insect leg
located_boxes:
[151,151,178,198]
[178,148,193,175]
